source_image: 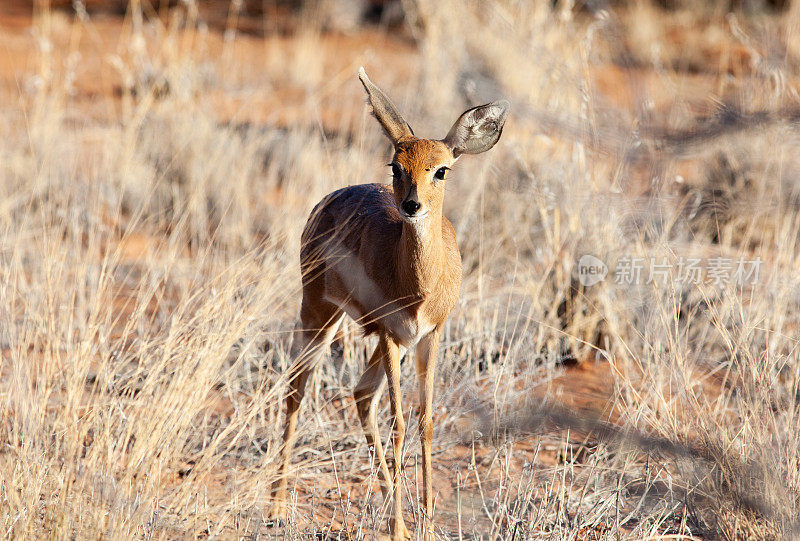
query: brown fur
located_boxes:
[299,172,461,340]
[274,140,461,540]
[288,138,461,540]
[297,137,460,341]
[273,69,506,541]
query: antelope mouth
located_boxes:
[399,209,429,222]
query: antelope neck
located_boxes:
[397,208,445,294]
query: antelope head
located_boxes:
[358,67,509,223]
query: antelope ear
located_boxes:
[358,67,414,144]
[442,100,509,157]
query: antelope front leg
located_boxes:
[354,343,391,499]
[381,333,410,540]
[415,331,439,539]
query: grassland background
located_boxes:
[1,0,800,538]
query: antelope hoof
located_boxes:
[267,500,287,525]
[390,520,411,540]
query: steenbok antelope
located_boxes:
[270,67,508,539]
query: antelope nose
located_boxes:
[401,199,421,216]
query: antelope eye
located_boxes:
[390,163,402,179]
[434,167,449,180]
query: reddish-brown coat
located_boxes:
[299,136,462,345]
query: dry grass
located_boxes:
[1,0,800,538]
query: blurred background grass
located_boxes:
[1,0,800,538]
